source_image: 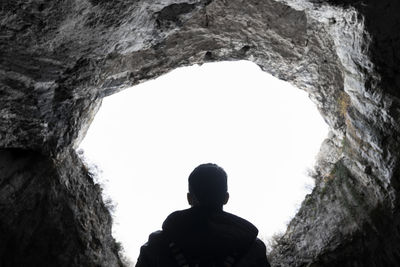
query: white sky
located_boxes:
[79,60,329,263]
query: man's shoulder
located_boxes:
[162,208,191,225]
[148,230,163,239]
[216,210,259,237]
[136,230,176,267]
[145,230,167,247]
[138,230,170,258]
[221,210,257,227]
[235,238,271,267]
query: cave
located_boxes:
[1,0,400,266]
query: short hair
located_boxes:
[188,163,228,207]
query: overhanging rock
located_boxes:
[0,0,399,266]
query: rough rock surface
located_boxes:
[0,149,122,266]
[0,0,399,266]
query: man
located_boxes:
[136,163,271,267]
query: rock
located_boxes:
[0,148,122,266]
[0,0,400,266]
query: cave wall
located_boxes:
[0,149,122,266]
[0,0,399,266]
[269,1,400,266]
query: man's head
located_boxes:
[187,163,229,209]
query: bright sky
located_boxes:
[79,60,329,263]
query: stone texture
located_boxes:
[0,0,400,266]
[0,148,122,267]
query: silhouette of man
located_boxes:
[136,163,271,267]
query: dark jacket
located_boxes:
[136,207,270,267]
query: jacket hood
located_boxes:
[162,207,258,258]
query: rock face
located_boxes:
[0,149,122,266]
[0,0,399,266]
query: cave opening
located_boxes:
[78,60,329,263]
